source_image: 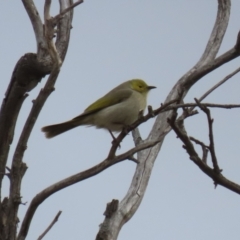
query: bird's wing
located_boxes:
[72,89,133,119]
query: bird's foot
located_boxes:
[109,130,121,149]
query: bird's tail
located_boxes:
[42,120,78,138]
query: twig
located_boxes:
[108,101,240,159]
[167,115,240,195]
[194,99,222,173]
[190,137,209,163]
[53,0,84,24]
[166,103,240,110]
[128,155,139,164]
[198,66,240,102]
[182,66,240,116]
[37,211,62,240]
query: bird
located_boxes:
[42,79,156,139]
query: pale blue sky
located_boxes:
[1,1,240,239]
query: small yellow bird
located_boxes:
[42,79,156,138]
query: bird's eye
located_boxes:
[139,85,143,88]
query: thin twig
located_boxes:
[166,103,240,110]
[183,66,240,116]
[53,0,84,24]
[128,156,139,164]
[167,115,240,195]
[37,211,62,240]
[199,66,240,102]
[190,137,209,163]
[195,99,222,173]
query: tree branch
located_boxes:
[189,137,209,163]
[53,0,83,24]
[22,0,48,58]
[197,0,230,64]
[7,1,81,239]
[149,0,233,144]
[167,114,240,195]
[17,130,161,240]
[37,211,62,240]
[198,66,240,102]
[3,1,237,240]
[194,99,222,174]
[94,1,235,239]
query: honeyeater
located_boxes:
[42,79,156,138]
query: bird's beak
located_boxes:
[147,86,156,90]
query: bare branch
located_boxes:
[53,0,84,24]
[56,0,74,61]
[37,211,62,240]
[17,135,161,240]
[96,200,119,240]
[182,66,240,117]
[127,156,139,164]
[198,66,240,102]
[0,53,51,239]
[190,137,209,163]
[10,10,63,237]
[15,57,60,240]
[103,200,119,218]
[195,99,222,173]
[44,0,62,66]
[14,1,80,239]
[176,66,240,121]
[132,128,143,146]
[167,103,240,110]
[22,0,48,57]
[3,1,237,240]
[167,115,240,195]
[149,0,232,148]
[107,100,178,158]
[197,0,230,64]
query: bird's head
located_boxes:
[130,79,156,95]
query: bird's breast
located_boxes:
[92,91,146,131]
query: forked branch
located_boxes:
[167,111,240,194]
[194,99,222,173]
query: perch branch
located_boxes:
[18,131,161,240]
[107,100,178,158]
